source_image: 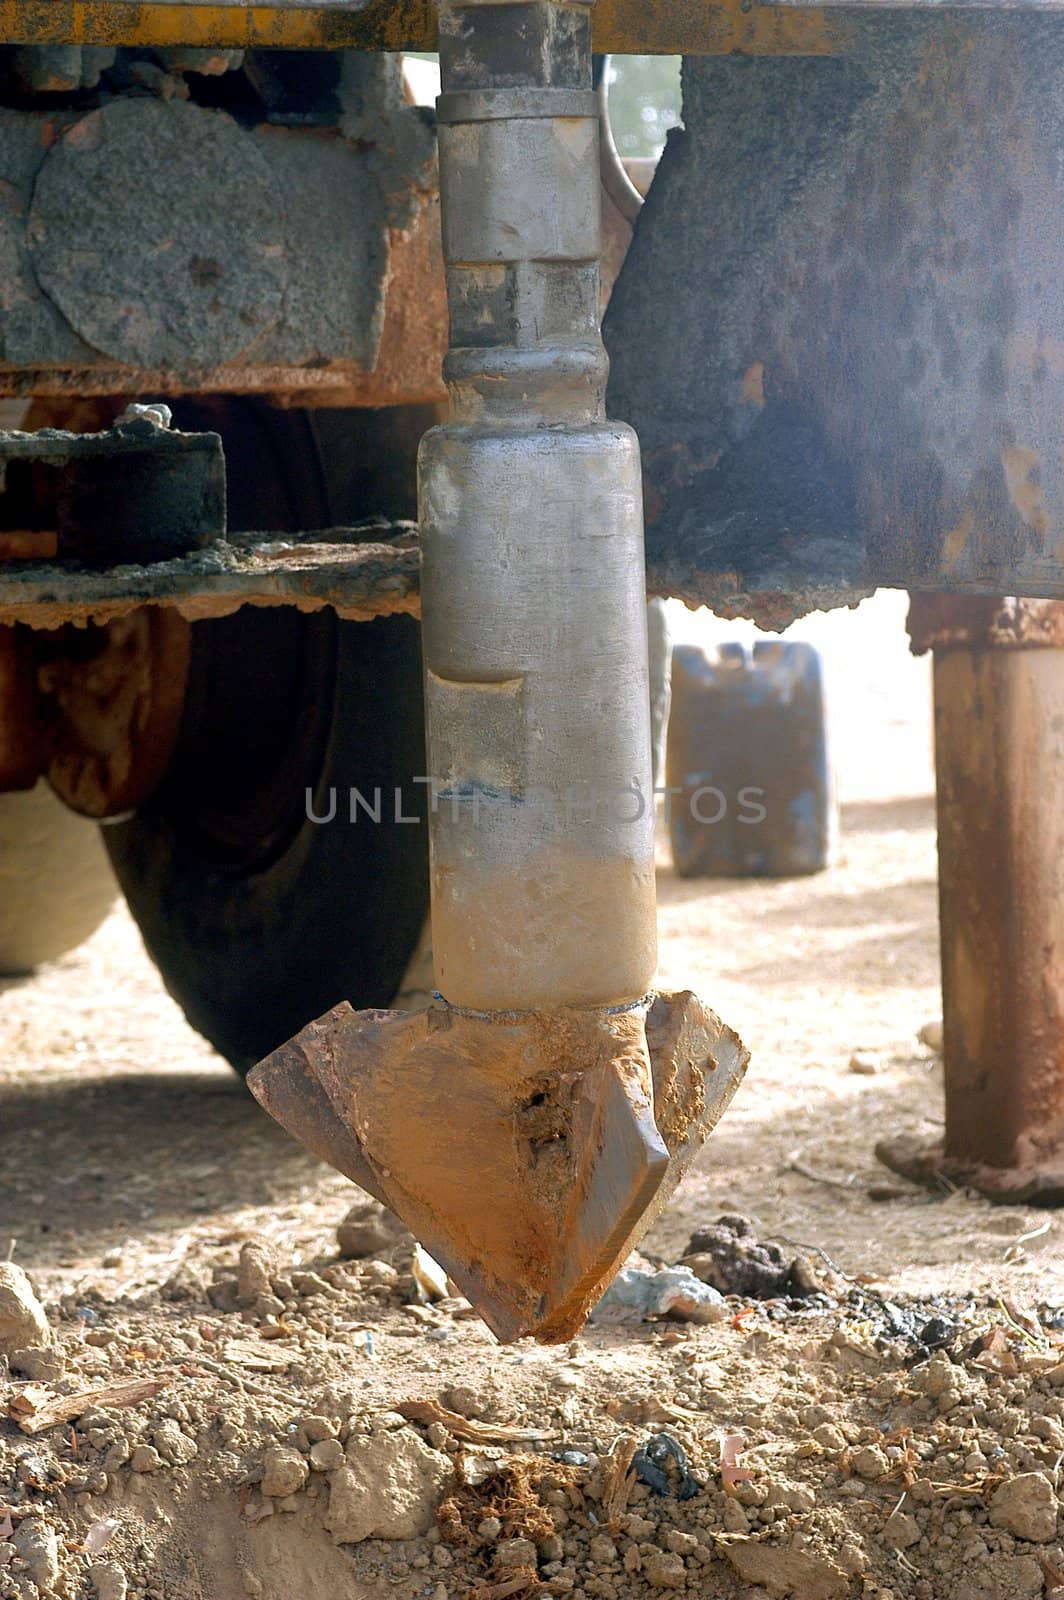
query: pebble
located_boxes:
[477,1518,503,1542]
[848,1052,878,1076]
[0,1263,51,1356]
[130,1445,161,1473]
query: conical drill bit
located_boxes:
[248,991,747,1342]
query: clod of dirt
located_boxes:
[324,1426,452,1543]
[161,1261,210,1302]
[9,1344,64,1381]
[153,1417,197,1466]
[884,1508,920,1549]
[309,1438,345,1472]
[442,1386,489,1419]
[0,1263,51,1356]
[337,1195,409,1259]
[989,1472,1059,1541]
[237,1237,278,1306]
[11,1515,60,1592]
[261,1444,308,1499]
[89,1560,127,1600]
[494,1536,538,1571]
[642,1549,686,1588]
[681,1215,816,1300]
[719,1536,849,1600]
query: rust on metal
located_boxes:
[249,991,749,1343]
[0,94,444,406]
[0,193,447,408]
[0,625,45,791]
[605,16,1064,627]
[0,531,422,631]
[878,596,1064,1204]
[907,592,1064,656]
[0,416,224,565]
[0,0,846,55]
[0,532,58,561]
[38,609,191,819]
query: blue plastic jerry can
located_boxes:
[666,639,836,877]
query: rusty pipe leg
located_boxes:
[248,0,748,1341]
[878,595,1064,1203]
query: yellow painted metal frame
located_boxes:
[0,0,846,55]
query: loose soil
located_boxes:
[3,590,1064,1600]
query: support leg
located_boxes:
[879,595,1064,1203]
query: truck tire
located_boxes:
[0,781,117,974]
[103,401,429,1072]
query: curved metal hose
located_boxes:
[592,54,644,226]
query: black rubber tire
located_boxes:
[104,401,429,1072]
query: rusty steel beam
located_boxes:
[0,0,848,56]
[0,530,422,630]
[878,595,1064,1203]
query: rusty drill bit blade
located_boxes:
[245,1007,391,1204]
[248,992,748,1344]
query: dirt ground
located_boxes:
[3,589,1064,1600]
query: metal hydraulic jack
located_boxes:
[249,0,748,1343]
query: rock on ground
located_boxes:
[719,1537,850,1600]
[12,1517,60,1591]
[0,1262,50,1356]
[336,1196,407,1260]
[89,1560,128,1600]
[988,1472,1058,1542]
[324,1428,453,1543]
